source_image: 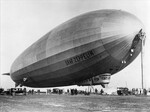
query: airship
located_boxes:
[5,9,146,88]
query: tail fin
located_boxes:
[2,73,10,75]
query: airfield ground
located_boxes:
[0,94,150,112]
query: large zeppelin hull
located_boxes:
[10,10,144,87]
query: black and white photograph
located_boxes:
[0,0,150,111]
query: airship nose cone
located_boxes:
[101,10,144,61]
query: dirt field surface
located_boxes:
[0,94,150,112]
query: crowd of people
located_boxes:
[0,87,149,96]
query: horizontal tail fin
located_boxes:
[2,73,10,75]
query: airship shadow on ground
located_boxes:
[4,9,146,88]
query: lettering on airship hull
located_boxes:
[65,50,95,65]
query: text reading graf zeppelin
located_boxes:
[65,50,95,65]
[7,9,145,88]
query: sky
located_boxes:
[0,0,150,91]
